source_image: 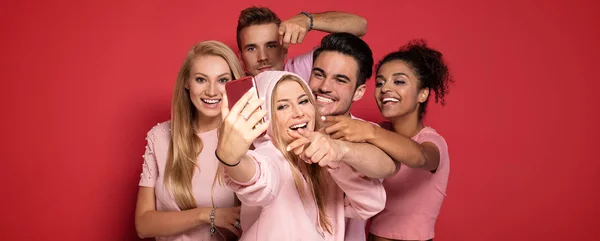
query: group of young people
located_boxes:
[134,6,453,241]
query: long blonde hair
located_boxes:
[270,75,333,233]
[165,40,245,210]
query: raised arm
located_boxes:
[334,140,397,178]
[278,11,368,49]
[324,116,440,171]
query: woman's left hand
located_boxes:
[216,88,269,165]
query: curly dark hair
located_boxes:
[375,39,454,119]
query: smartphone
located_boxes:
[225,76,257,109]
[225,76,266,129]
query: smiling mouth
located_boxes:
[202,99,221,104]
[382,97,399,104]
[316,95,335,103]
[289,122,308,131]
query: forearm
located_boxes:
[223,154,257,183]
[309,11,367,37]
[337,140,396,178]
[135,207,210,238]
[368,127,427,168]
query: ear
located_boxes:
[418,88,429,103]
[352,84,366,102]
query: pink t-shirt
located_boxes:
[344,115,381,241]
[284,48,315,82]
[139,121,238,241]
[369,126,450,240]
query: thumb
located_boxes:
[296,127,316,139]
[287,129,303,139]
[221,92,230,121]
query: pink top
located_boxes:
[286,50,377,241]
[284,48,315,82]
[344,115,381,241]
[139,122,238,241]
[223,71,386,241]
[369,126,450,240]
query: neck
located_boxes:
[194,113,220,133]
[390,111,424,138]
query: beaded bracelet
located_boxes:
[209,207,216,233]
[300,12,313,31]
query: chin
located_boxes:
[197,109,221,118]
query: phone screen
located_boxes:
[225,76,256,110]
[225,76,266,134]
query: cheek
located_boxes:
[275,112,289,129]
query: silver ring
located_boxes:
[240,113,249,120]
[234,220,241,229]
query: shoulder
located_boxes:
[145,120,172,144]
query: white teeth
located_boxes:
[202,99,220,104]
[290,123,307,129]
[316,96,334,103]
[382,97,399,103]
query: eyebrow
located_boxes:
[277,93,308,103]
[193,72,231,78]
[312,67,351,82]
[376,72,410,79]
[244,41,278,49]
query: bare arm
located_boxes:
[369,127,440,171]
[278,11,368,49]
[134,188,213,238]
[309,11,368,37]
[335,140,397,178]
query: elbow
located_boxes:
[135,221,149,239]
[357,17,367,37]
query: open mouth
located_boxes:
[382,97,399,104]
[289,122,308,131]
[201,99,221,104]
[316,95,335,103]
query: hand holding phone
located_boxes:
[225,76,266,127]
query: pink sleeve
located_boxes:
[139,131,158,187]
[223,150,281,207]
[328,162,386,220]
[417,132,449,171]
[284,48,315,82]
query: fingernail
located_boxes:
[286,146,290,151]
[248,87,255,93]
[321,116,326,121]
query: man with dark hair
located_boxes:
[287,32,396,241]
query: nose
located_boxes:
[318,77,333,93]
[206,81,218,97]
[257,48,268,62]
[291,105,304,118]
[380,80,393,94]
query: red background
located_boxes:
[1,0,599,240]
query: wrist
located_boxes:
[366,124,378,143]
[215,149,241,167]
[334,139,350,162]
[299,12,313,31]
